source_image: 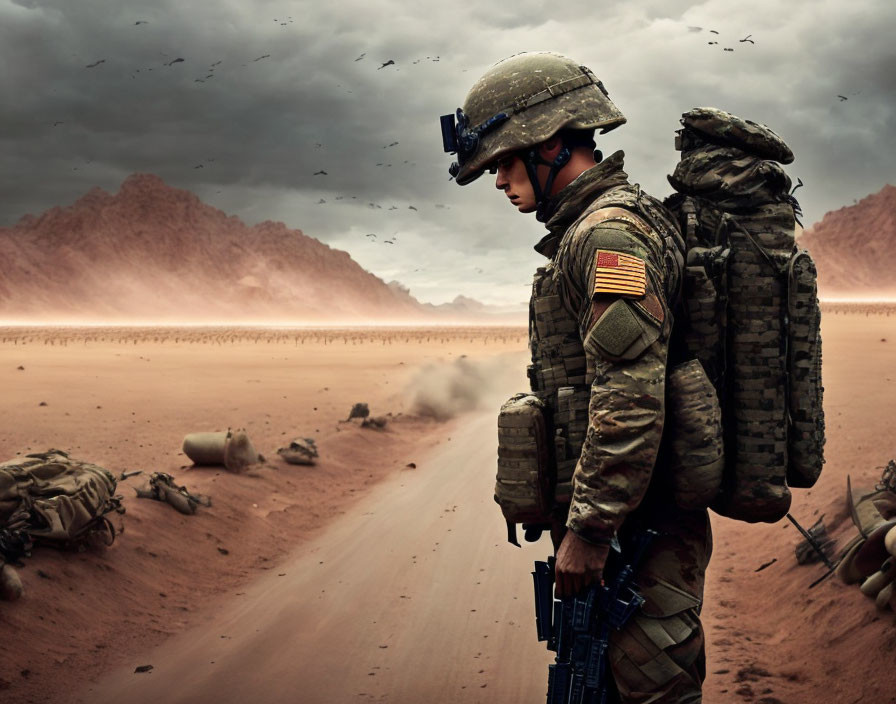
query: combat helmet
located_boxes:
[440,51,626,192]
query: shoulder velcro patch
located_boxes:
[592,250,647,298]
[585,299,663,362]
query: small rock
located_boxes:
[38,401,48,407]
[134,665,154,674]
[217,547,229,555]
[346,402,370,421]
[277,437,319,465]
[406,462,416,468]
[16,366,24,371]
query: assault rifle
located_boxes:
[532,529,656,704]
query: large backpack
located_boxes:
[0,449,122,556]
[663,107,825,523]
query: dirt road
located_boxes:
[81,407,554,704]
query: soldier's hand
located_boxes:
[554,530,610,598]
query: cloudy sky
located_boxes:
[1,0,894,306]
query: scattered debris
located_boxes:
[361,416,388,430]
[277,438,318,465]
[795,517,836,565]
[345,403,370,421]
[182,429,263,472]
[134,473,211,515]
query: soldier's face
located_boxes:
[493,153,537,213]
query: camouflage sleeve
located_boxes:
[558,224,671,544]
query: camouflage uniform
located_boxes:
[530,150,712,703]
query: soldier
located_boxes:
[442,52,712,702]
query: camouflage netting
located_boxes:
[665,107,825,523]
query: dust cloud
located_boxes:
[405,353,527,421]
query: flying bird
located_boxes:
[85,59,106,68]
[709,29,719,34]
[210,60,222,67]
[135,20,149,25]
[388,206,398,210]
[317,198,326,204]
[739,34,755,43]
[253,54,271,62]
[708,41,718,45]
[383,239,395,244]
[53,121,64,127]
[167,57,185,66]
[194,164,204,169]
[313,170,327,175]
[837,95,848,101]
[723,47,734,52]
[408,205,417,211]
[377,60,395,70]
[366,233,377,238]
[355,52,366,62]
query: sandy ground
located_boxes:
[1,310,895,703]
[0,326,528,703]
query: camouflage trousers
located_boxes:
[614,504,710,703]
[554,502,711,703]
[607,598,705,703]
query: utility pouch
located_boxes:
[785,249,825,488]
[666,359,725,510]
[496,393,553,542]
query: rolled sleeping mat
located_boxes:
[183,430,263,472]
[182,432,229,466]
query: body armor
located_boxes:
[527,184,684,512]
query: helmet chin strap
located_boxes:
[523,145,571,222]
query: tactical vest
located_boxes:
[525,184,684,511]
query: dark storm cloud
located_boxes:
[1,0,893,305]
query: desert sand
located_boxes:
[0,310,895,703]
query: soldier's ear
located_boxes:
[539,136,563,158]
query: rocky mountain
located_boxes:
[800,184,896,298]
[0,174,518,323]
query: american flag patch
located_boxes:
[592,250,647,297]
